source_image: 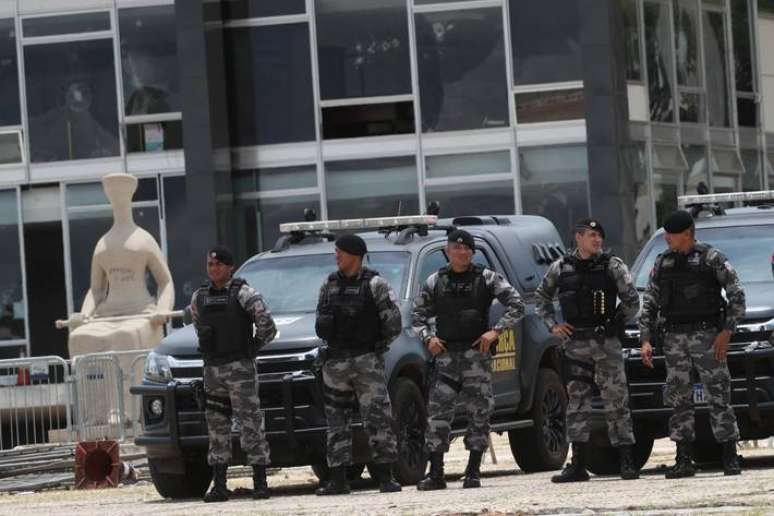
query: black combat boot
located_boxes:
[416,452,446,491]
[462,450,484,488]
[203,464,229,503]
[618,445,639,480]
[315,466,351,496]
[252,464,271,499]
[371,463,402,492]
[722,440,741,476]
[665,441,695,479]
[551,442,590,483]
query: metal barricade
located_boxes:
[0,356,74,450]
[70,350,149,442]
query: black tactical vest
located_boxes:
[326,268,381,351]
[194,278,255,360]
[556,253,618,328]
[656,243,725,323]
[434,264,492,345]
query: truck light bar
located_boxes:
[279,215,438,233]
[678,190,774,206]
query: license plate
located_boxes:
[661,383,707,405]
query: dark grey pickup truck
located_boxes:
[132,214,571,498]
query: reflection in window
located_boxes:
[235,195,321,257]
[644,1,675,122]
[653,170,679,226]
[22,12,110,38]
[162,176,198,314]
[703,9,730,127]
[225,25,315,146]
[0,133,22,165]
[731,0,754,93]
[233,165,317,193]
[623,0,642,81]
[425,180,514,219]
[519,145,590,243]
[679,92,704,123]
[120,6,180,115]
[223,0,305,19]
[322,101,415,139]
[741,149,763,192]
[426,151,510,180]
[126,120,183,152]
[683,144,709,196]
[416,8,509,132]
[674,0,701,87]
[325,157,419,219]
[515,89,585,123]
[623,143,654,247]
[0,19,20,126]
[25,39,119,162]
[316,0,411,99]
[509,0,582,85]
[0,190,24,340]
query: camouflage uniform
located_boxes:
[191,279,277,465]
[413,267,524,453]
[535,251,640,446]
[639,242,745,443]
[316,270,402,467]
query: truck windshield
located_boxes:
[634,225,774,288]
[238,251,411,313]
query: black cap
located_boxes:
[335,233,367,257]
[207,245,234,266]
[575,218,605,238]
[663,210,695,234]
[447,229,475,250]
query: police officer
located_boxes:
[640,210,745,477]
[190,246,277,502]
[314,233,403,495]
[413,229,524,490]
[536,219,640,482]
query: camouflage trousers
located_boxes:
[425,349,494,453]
[663,328,739,443]
[564,337,634,446]
[322,351,398,467]
[203,359,271,466]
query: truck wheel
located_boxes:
[585,435,654,475]
[509,368,568,472]
[149,455,211,499]
[390,377,428,485]
[311,462,365,482]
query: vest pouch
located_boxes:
[458,308,484,334]
[197,325,215,354]
[558,291,580,321]
[315,311,336,341]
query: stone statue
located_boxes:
[65,173,175,358]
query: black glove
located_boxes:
[196,325,215,354]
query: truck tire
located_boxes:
[390,377,428,485]
[509,368,568,472]
[585,435,654,475]
[311,462,365,482]
[149,455,211,499]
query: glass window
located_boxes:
[223,0,305,19]
[653,170,679,226]
[325,156,419,219]
[235,194,321,257]
[416,249,447,287]
[224,24,315,146]
[741,148,763,191]
[22,12,110,38]
[316,0,411,99]
[623,0,643,81]
[737,96,757,127]
[25,39,119,162]
[119,6,180,116]
[509,0,582,85]
[0,190,24,340]
[515,89,585,123]
[126,120,183,152]
[425,180,515,218]
[66,177,157,207]
[322,101,415,139]
[162,176,198,314]
[674,0,701,87]
[731,0,754,93]
[703,9,730,127]
[426,151,510,180]
[0,133,22,164]
[679,91,705,123]
[644,1,675,122]
[0,19,20,127]
[683,144,709,194]
[233,165,317,193]
[519,145,590,243]
[624,142,654,247]
[416,8,509,131]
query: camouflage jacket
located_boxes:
[412,265,525,343]
[316,268,402,350]
[639,241,746,342]
[190,277,277,346]
[535,250,640,330]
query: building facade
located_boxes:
[0,0,771,358]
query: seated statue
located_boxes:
[67,173,174,358]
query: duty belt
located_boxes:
[663,320,719,333]
[571,326,609,340]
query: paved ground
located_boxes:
[3,436,774,515]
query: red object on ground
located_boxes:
[74,440,121,489]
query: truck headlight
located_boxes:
[144,351,172,383]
